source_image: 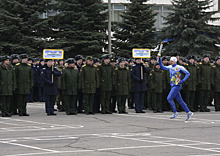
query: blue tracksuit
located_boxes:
[159,57,190,113]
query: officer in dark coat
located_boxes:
[15,54,33,116]
[42,59,61,116]
[0,56,16,117]
[131,58,150,113]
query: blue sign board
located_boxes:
[132,49,151,58]
[43,49,64,59]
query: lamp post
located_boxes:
[108,0,112,56]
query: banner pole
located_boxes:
[141,58,143,80]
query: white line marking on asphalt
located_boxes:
[0,141,58,153]
[116,113,220,124]
[0,118,83,132]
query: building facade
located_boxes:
[103,0,220,30]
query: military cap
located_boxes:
[32,58,37,62]
[19,54,28,59]
[101,54,110,59]
[154,62,160,66]
[118,58,126,63]
[45,59,53,62]
[2,56,11,61]
[128,58,135,63]
[28,58,33,61]
[10,54,19,60]
[173,51,180,56]
[110,58,116,62]
[75,55,83,61]
[67,58,75,64]
[86,56,93,60]
[210,60,215,63]
[40,59,45,62]
[150,55,157,60]
[188,55,195,60]
[162,56,168,61]
[93,58,100,63]
[215,56,220,61]
[203,54,210,58]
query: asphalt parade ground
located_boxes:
[1,103,220,156]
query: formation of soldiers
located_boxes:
[0,52,219,117]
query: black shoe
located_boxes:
[205,109,210,112]
[101,111,106,114]
[23,113,29,116]
[89,112,95,115]
[85,112,89,115]
[112,110,117,113]
[47,113,51,116]
[136,111,140,113]
[153,111,157,113]
[106,111,112,114]
[50,113,57,115]
[118,111,123,114]
[122,111,128,114]
[54,109,57,111]
[140,111,145,113]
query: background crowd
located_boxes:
[0,52,219,117]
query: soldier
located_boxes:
[32,59,39,102]
[75,55,84,113]
[146,56,157,110]
[212,56,220,111]
[99,54,114,114]
[110,58,117,113]
[185,55,197,112]
[62,58,79,115]
[0,56,16,117]
[37,59,45,102]
[10,54,19,115]
[15,54,33,116]
[81,56,99,115]
[56,59,65,112]
[149,62,165,113]
[42,59,61,116]
[197,54,213,112]
[162,56,171,111]
[131,58,150,113]
[115,58,130,114]
[93,58,101,113]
